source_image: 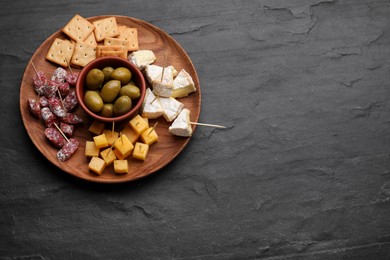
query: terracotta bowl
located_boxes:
[76,57,146,123]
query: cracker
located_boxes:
[104,37,130,49]
[84,32,97,46]
[99,50,128,59]
[117,26,139,51]
[92,17,120,42]
[96,45,126,57]
[70,42,96,67]
[62,14,95,42]
[45,38,75,67]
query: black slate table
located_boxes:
[1,0,390,259]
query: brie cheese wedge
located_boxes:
[141,88,164,119]
[158,96,184,122]
[145,65,176,97]
[128,50,156,70]
[169,108,192,137]
[171,69,196,98]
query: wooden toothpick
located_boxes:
[54,123,70,143]
[160,51,168,83]
[65,58,74,76]
[112,121,115,134]
[148,121,158,135]
[31,61,39,76]
[190,122,226,129]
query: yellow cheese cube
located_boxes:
[100,148,117,166]
[88,120,105,135]
[85,141,100,157]
[88,156,106,175]
[114,134,134,159]
[121,124,140,144]
[114,149,126,160]
[140,127,158,145]
[93,134,109,149]
[114,160,128,174]
[133,142,149,161]
[103,129,119,146]
[142,117,149,127]
[129,114,148,134]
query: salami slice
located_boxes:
[41,107,59,128]
[39,96,49,107]
[57,138,79,162]
[43,83,58,98]
[60,113,83,124]
[51,67,67,83]
[65,72,79,86]
[33,71,47,95]
[63,90,78,112]
[60,122,74,137]
[48,97,67,118]
[28,98,41,118]
[44,127,66,148]
[57,82,70,97]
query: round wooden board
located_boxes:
[19,15,201,183]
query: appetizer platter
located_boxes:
[20,15,201,183]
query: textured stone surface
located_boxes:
[1,0,390,259]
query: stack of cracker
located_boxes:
[45,14,139,68]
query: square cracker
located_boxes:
[46,38,75,67]
[62,14,95,42]
[92,17,120,42]
[117,26,139,51]
[99,50,127,59]
[84,32,97,46]
[70,42,96,67]
[96,45,126,57]
[104,37,130,49]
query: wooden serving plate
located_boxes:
[19,15,201,183]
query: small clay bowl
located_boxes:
[76,57,146,123]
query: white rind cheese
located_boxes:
[145,65,176,97]
[141,88,164,119]
[158,96,184,122]
[169,108,192,137]
[128,50,156,70]
[171,69,196,98]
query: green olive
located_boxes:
[120,84,140,99]
[110,67,132,85]
[100,104,114,117]
[100,80,121,103]
[102,66,114,83]
[84,91,103,113]
[85,69,104,90]
[113,96,132,116]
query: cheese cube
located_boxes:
[103,129,119,146]
[122,124,140,144]
[133,142,149,161]
[129,114,148,134]
[114,149,126,160]
[88,120,105,135]
[143,117,149,127]
[114,134,134,159]
[114,160,129,174]
[168,108,192,137]
[88,156,106,175]
[85,141,100,157]
[140,127,158,145]
[100,148,117,166]
[93,134,109,149]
